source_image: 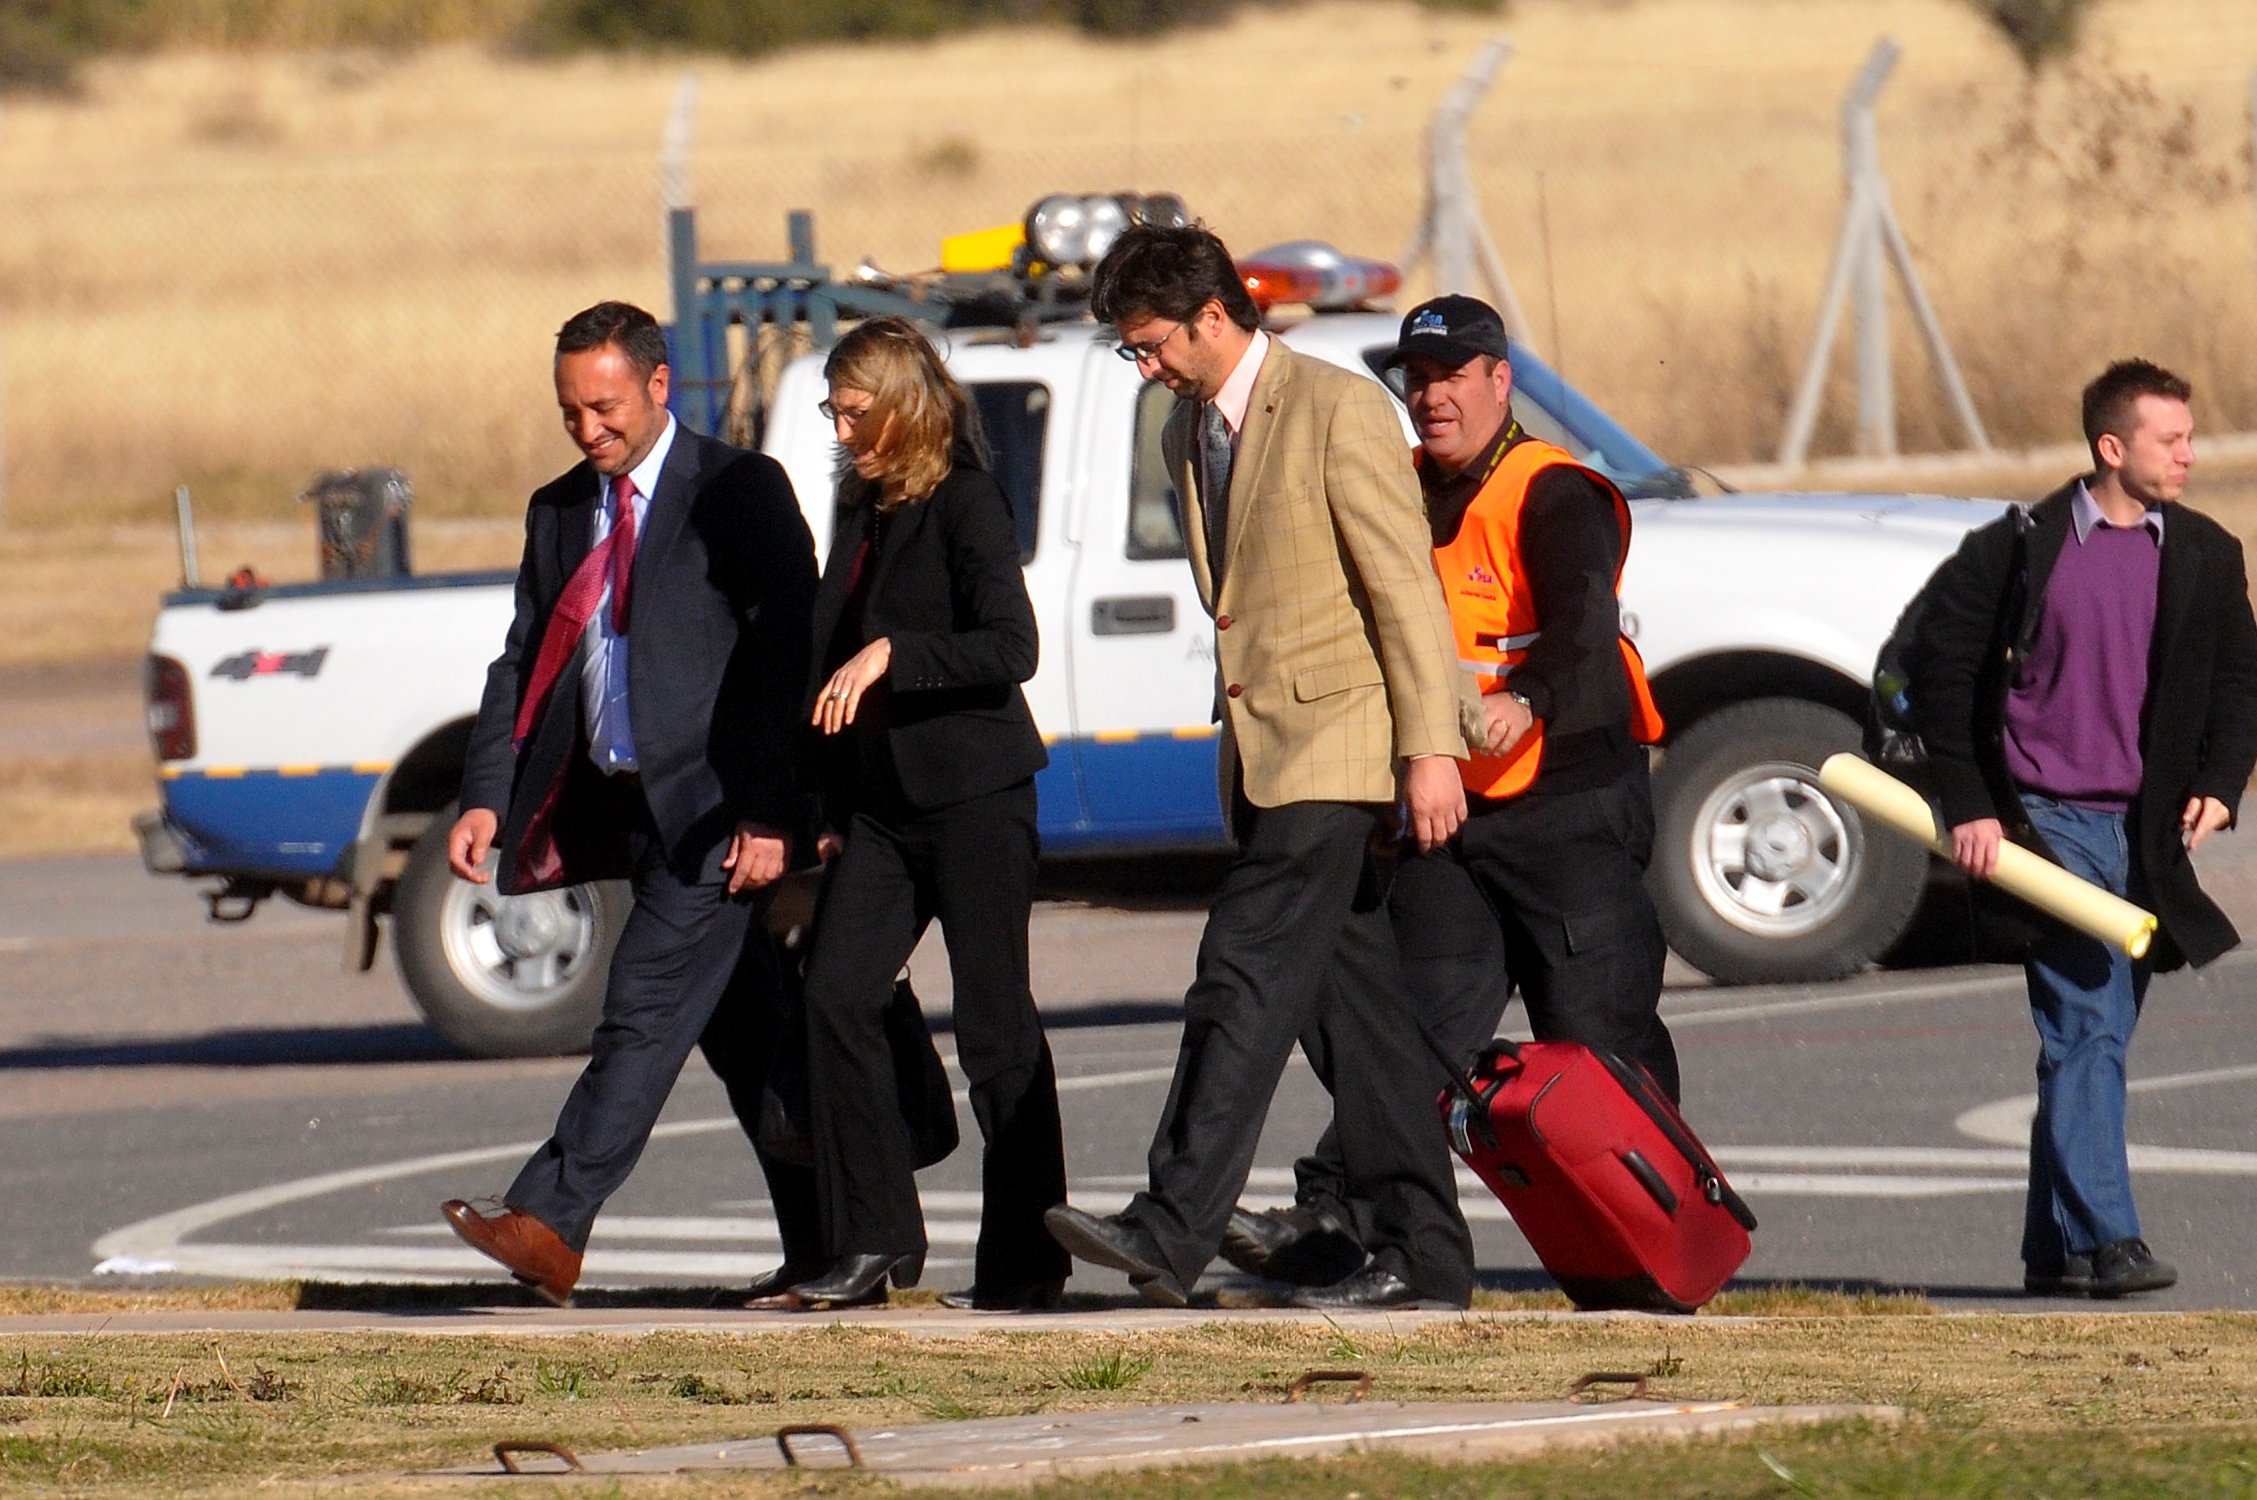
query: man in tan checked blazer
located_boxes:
[1045,224,1485,1310]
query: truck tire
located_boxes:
[1649,698,1925,985]
[392,811,630,1058]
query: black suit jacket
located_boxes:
[806,462,1047,813]
[1914,479,2257,968]
[463,425,818,893]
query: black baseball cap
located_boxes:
[1379,294,1512,369]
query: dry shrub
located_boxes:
[1915,64,2252,446]
[182,85,285,146]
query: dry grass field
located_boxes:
[0,518,522,857]
[0,0,2253,858]
[0,0,2253,537]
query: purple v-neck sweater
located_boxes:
[2002,513,2161,811]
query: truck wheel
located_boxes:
[392,812,630,1058]
[1649,698,1925,985]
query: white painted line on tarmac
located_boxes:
[1661,972,2018,1028]
[1664,946,2257,1031]
[1954,1062,2257,1177]
[96,1242,975,1284]
[1094,1158,2032,1200]
[89,1065,1180,1280]
[1713,1146,2027,1169]
[137,1163,2042,1285]
[93,1036,2257,1285]
[382,1212,1126,1244]
[1728,1174,2025,1197]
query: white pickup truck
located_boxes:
[136,302,2000,1057]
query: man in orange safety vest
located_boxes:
[1223,295,1678,1290]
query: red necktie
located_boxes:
[607,475,637,631]
[511,476,638,748]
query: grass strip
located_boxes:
[1,1309,2254,1495]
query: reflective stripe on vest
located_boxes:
[1427,437,1664,798]
[1459,629,1542,675]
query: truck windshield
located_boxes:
[1363,345,1693,500]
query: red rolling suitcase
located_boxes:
[1437,1038,1755,1312]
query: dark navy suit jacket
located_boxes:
[463,426,818,893]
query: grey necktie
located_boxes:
[1199,400,1234,573]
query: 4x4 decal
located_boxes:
[209,647,329,681]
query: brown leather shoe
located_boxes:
[441,1200,581,1307]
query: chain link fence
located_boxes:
[2,16,2253,534]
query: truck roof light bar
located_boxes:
[1237,241,1402,313]
[1023,192,1191,272]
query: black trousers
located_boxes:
[1294,765,1677,1231]
[799,779,1069,1289]
[505,778,817,1259]
[1122,799,1474,1303]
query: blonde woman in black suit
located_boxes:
[779,318,1070,1312]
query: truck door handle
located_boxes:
[1090,596,1175,635]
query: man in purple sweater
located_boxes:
[1915,360,2257,1298]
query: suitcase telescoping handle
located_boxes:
[1414,1016,1513,1149]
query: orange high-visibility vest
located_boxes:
[1429,437,1664,797]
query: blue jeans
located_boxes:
[2018,794,2151,1267]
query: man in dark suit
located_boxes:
[438,301,820,1306]
[1918,359,2257,1300]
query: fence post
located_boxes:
[660,73,708,430]
[1845,43,1896,458]
[1399,37,1535,348]
[1778,180,1879,468]
[1777,38,1986,467]
[660,72,699,222]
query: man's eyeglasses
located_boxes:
[819,399,873,426]
[1113,322,1187,364]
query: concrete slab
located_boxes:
[434,1393,1899,1487]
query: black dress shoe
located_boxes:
[1220,1205,1370,1287]
[1288,1266,1464,1312]
[937,1279,1067,1312]
[2022,1254,2094,1297]
[1043,1205,1189,1307]
[737,1259,827,1310]
[787,1252,924,1310]
[2091,1238,2177,1297]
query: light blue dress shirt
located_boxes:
[581,414,677,774]
[2071,479,2164,544]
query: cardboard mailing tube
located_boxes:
[1816,753,2158,960]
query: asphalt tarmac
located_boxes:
[4,851,2256,1310]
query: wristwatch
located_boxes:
[1505,690,1534,713]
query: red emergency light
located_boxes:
[1237,241,1401,312]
